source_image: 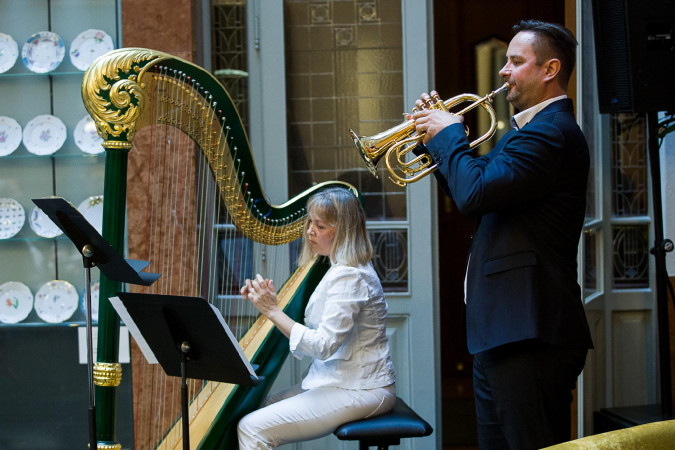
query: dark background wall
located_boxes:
[0,327,134,449]
[432,2,566,447]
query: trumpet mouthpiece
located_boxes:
[486,82,510,101]
[496,82,510,93]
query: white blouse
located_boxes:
[289,261,396,390]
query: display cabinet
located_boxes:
[0,2,134,448]
[0,0,119,327]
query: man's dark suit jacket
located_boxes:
[425,98,594,354]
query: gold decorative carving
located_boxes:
[96,443,122,450]
[82,48,165,150]
[93,362,123,387]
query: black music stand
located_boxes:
[109,292,262,450]
[32,196,160,450]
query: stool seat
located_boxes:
[334,396,433,449]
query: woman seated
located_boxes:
[238,187,396,449]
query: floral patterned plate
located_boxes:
[73,114,103,154]
[22,114,67,155]
[77,195,103,234]
[0,281,33,323]
[34,280,79,323]
[0,116,22,157]
[0,197,25,239]
[69,29,114,71]
[0,32,19,73]
[80,280,100,322]
[22,31,65,73]
[29,204,63,238]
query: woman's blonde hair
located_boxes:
[298,187,372,267]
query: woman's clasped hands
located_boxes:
[241,274,279,317]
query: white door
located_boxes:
[578,0,657,435]
[245,1,439,448]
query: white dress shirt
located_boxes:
[289,261,396,390]
[511,95,568,129]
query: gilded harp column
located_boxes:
[81,49,159,449]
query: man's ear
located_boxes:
[543,58,561,82]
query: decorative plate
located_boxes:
[80,281,99,322]
[69,29,114,71]
[22,31,65,73]
[73,114,103,154]
[29,204,63,238]
[34,280,78,323]
[0,281,33,324]
[0,197,25,239]
[0,32,19,73]
[0,116,22,157]
[77,195,103,234]
[22,114,67,155]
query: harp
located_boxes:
[82,48,357,449]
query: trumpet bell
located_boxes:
[350,129,379,177]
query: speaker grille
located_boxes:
[592,0,675,113]
[593,0,632,112]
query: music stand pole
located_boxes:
[31,196,160,449]
[647,111,673,418]
[82,244,97,450]
[180,341,190,450]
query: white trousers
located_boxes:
[237,383,396,449]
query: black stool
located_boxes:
[334,397,433,449]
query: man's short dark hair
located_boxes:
[512,19,578,88]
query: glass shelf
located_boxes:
[0,151,104,160]
[0,321,93,328]
[0,70,85,79]
[0,235,68,243]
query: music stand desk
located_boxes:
[32,196,160,286]
[110,292,262,449]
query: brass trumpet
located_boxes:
[349,82,510,187]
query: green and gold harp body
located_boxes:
[82,48,356,449]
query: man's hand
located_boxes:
[411,90,464,144]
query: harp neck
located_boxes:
[83,48,358,245]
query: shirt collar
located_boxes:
[511,95,567,129]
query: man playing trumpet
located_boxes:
[412,20,593,449]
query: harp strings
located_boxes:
[153,65,186,448]
[132,65,288,449]
[129,67,199,449]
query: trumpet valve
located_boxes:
[432,93,449,112]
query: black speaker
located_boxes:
[592,0,675,113]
